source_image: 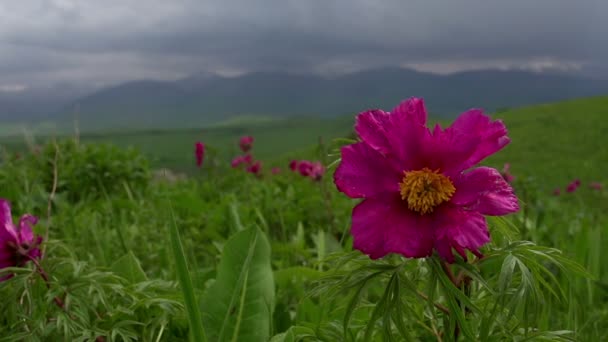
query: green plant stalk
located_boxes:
[169,206,208,342]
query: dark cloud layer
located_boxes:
[1,0,607,90]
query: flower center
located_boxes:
[399,168,456,215]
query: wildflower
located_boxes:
[239,136,254,152]
[310,162,325,181]
[298,160,313,177]
[195,142,205,168]
[289,160,298,171]
[566,179,579,193]
[589,182,603,191]
[0,200,43,281]
[552,188,561,196]
[272,167,282,175]
[231,154,253,168]
[247,161,262,175]
[501,163,514,183]
[334,97,519,262]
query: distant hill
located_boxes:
[4,67,608,131]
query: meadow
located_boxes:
[0,96,606,341]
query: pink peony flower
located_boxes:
[239,136,254,152]
[310,162,325,181]
[298,160,313,177]
[195,142,205,168]
[0,200,43,281]
[589,182,603,191]
[552,188,561,196]
[246,161,262,175]
[334,97,519,263]
[231,154,253,168]
[289,160,298,171]
[566,180,579,193]
[272,167,282,175]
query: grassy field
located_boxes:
[0,96,606,340]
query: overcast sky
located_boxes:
[1,0,607,91]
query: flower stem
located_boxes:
[27,256,66,310]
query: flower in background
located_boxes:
[231,154,253,168]
[552,188,561,196]
[271,167,282,175]
[246,161,262,175]
[310,162,325,181]
[289,160,298,171]
[239,136,254,152]
[195,142,205,168]
[566,179,579,193]
[0,200,43,281]
[334,97,519,263]
[501,163,515,183]
[589,182,603,191]
[298,160,313,177]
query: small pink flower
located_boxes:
[195,142,205,168]
[0,200,43,281]
[289,160,298,171]
[334,97,519,263]
[239,136,254,152]
[247,161,262,175]
[589,182,603,191]
[552,188,561,196]
[243,154,252,165]
[271,167,282,175]
[231,154,253,168]
[566,180,579,193]
[309,162,325,181]
[298,160,313,177]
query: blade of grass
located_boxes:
[169,204,207,342]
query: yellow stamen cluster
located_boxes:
[399,168,456,215]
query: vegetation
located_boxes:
[0,96,606,341]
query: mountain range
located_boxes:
[3,67,608,131]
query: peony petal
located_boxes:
[351,195,434,259]
[420,124,481,177]
[391,97,427,125]
[451,167,519,216]
[445,109,510,171]
[355,109,392,154]
[0,199,13,228]
[334,142,401,198]
[18,214,38,244]
[386,99,432,170]
[433,206,490,263]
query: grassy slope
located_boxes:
[485,96,608,190]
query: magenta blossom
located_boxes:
[552,188,561,196]
[195,142,205,168]
[231,154,253,168]
[0,200,43,281]
[566,180,579,193]
[289,160,298,171]
[239,136,254,152]
[298,161,313,177]
[310,162,325,181]
[272,167,282,175]
[247,161,262,175]
[334,97,519,263]
[589,182,603,191]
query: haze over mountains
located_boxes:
[2,67,608,131]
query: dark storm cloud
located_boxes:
[1,0,607,88]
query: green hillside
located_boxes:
[485,96,608,190]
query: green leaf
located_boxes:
[269,326,317,342]
[201,228,275,342]
[169,207,208,342]
[111,251,148,284]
